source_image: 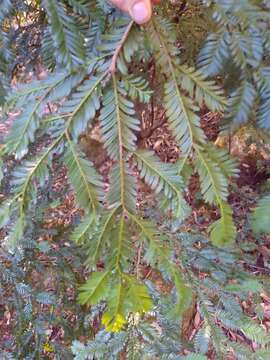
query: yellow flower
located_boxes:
[102,313,127,332]
[43,342,54,353]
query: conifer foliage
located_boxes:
[0,0,270,358]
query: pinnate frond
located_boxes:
[121,75,152,103]
[194,144,238,245]
[194,144,230,205]
[107,162,137,213]
[164,79,205,154]
[43,0,85,67]
[102,273,152,332]
[5,102,41,160]
[251,194,270,234]
[198,30,229,76]
[64,141,103,213]
[11,154,50,209]
[131,216,192,315]
[133,149,186,217]
[209,201,236,247]
[60,73,104,139]
[178,64,227,112]
[148,17,205,153]
[223,81,256,131]
[100,77,140,161]
[78,269,112,306]
[70,213,96,245]
[85,208,119,266]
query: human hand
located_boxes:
[109,0,159,25]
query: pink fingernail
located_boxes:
[131,2,149,24]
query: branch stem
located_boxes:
[110,21,134,74]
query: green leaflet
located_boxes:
[197,30,230,76]
[254,67,270,129]
[133,149,188,218]
[130,215,171,266]
[241,323,270,346]
[148,17,205,154]
[0,200,11,228]
[64,141,103,214]
[251,194,270,234]
[225,278,263,294]
[79,270,152,332]
[194,324,211,354]
[177,64,227,112]
[43,0,85,67]
[133,149,184,197]
[107,162,137,213]
[67,0,90,16]
[0,157,3,184]
[223,81,256,131]
[2,143,60,249]
[100,76,140,161]
[147,16,179,72]
[121,75,152,103]
[78,270,112,306]
[195,143,238,203]
[97,18,131,59]
[11,153,50,211]
[164,79,204,154]
[169,264,192,317]
[102,274,152,332]
[4,217,24,252]
[5,102,41,160]
[60,73,104,140]
[4,70,84,159]
[100,75,139,213]
[209,201,236,247]
[195,145,229,204]
[70,214,96,245]
[195,144,238,246]
[116,26,144,75]
[131,216,192,316]
[123,274,153,314]
[85,208,119,266]
[111,216,132,268]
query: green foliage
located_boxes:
[43,0,86,67]
[133,149,186,217]
[198,0,270,132]
[251,194,270,234]
[78,270,153,332]
[64,142,103,213]
[0,0,270,358]
[194,143,238,246]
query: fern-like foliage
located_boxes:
[43,0,86,67]
[198,0,270,131]
[194,143,238,246]
[64,141,103,213]
[0,1,269,358]
[251,194,270,234]
[133,149,186,218]
[100,75,140,160]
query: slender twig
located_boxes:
[136,242,143,279]
[110,21,134,74]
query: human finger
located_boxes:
[109,0,153,24]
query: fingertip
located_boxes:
[130,1,152,24]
